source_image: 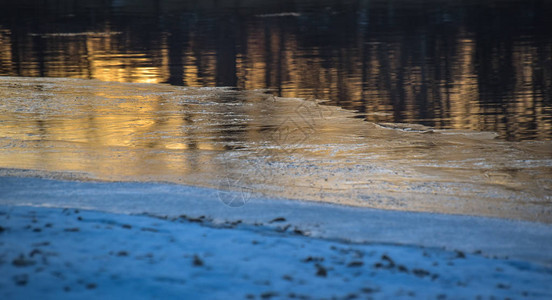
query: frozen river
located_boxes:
[1,77,550,222]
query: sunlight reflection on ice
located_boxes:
[0,77,550,222]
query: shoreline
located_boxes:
[2,166,551,225]
[2,175,552,267]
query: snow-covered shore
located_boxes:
[2,205,551,299]
[2,175,552,299]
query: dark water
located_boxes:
[1,0,551,141]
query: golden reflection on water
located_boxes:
[0,0,551,141]
[0,77,551,222]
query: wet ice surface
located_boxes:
[1,205,551,299]
[0,76,551,222]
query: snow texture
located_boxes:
[1,205,551,299]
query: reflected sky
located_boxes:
[0,0,551,140]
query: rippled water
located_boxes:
[0,0,551,140]
[1,77,550,222]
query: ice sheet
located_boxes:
[0,76,551,222]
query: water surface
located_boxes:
[0,0,551,140]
